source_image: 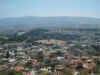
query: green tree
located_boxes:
[39,71,51,75]
[37,51,44,62]
[25,61,32,68]
[0,72,7,75]
[94,60,100,73]
[62,68,73,75]
[7,70,23,75]
[0,70,23,75]
[79,69,89,75]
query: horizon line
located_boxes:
[0,15,100,19]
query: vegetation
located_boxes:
[78,69,89,75]
[93,60,100,74]
[39,71,52,75]
[0,70,23,75]
[62,68,73,75]
[7,70,23,75]
[25,60,33,68]
[37,51,44,62]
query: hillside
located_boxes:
[0,16,100,32]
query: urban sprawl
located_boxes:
[0,28,100,75]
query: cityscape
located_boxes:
[0,0,100,75]
[0,28,100,75]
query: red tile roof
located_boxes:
[14,66,24,71]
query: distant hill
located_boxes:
[0,16,100,32]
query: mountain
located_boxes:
[0,16,100,32]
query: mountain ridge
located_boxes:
[0,16,100,32]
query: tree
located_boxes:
[39,71,52,75]
[6,51,10,58]
[78,69,89,75]
[93,60,100,74]
[25,61,32,68]
[0,70,23,75]
[7,70,23,75]
[37,51,44,62]
[0,72,7,75]
[62,68,73,75]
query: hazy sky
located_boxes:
[0,0,100,18]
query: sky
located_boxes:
[0,0,100,18]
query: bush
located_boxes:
[0,70,23,75]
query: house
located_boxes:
[55,65,64,71]
[0,65,8,72]
[83,61,96,70]
[14,66,24,71]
